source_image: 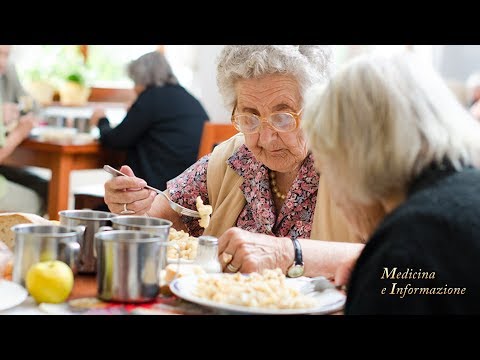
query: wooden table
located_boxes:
[2,273,342,315]
[4,138,124,220]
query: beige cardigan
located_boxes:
[202,134,360,243]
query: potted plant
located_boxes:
[58,71,91,106]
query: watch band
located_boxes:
[292,237,303,265]
[287,237,305,278]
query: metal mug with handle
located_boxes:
[95,230,180,303]
[101,216,172,269]
[11,224,83,287]
[59,210,117,274]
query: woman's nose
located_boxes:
[258,122,277,142]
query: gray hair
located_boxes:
[302,52,480,204]
[216,45,332,109]
[127,51,178,87]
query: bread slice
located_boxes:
[0,241,13,280]
[164,263,206,283]
[0,212,51,249]
[159,264,207,296]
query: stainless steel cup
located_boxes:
[105,216,172,269]
[74,117,91,133]
[46,115,67,127]
[59,210,117,273]
[95,230,175,303]
[11,224,83,287]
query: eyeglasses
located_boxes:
[231,103,301,134]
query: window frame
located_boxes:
[80,45,164,103]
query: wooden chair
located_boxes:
[197,122,238,159]
[74,184,106,210]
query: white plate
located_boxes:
[0,280,28,311]
[169,274,345,315]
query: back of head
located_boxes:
[127,51,178,87]
[303,51,480,203]
[216,45,332,108]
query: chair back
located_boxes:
[198,122,238,159]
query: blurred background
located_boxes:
[11,45,480,125]
[7,45,480,210]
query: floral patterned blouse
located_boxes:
[166,144,320,239]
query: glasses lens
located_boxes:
[270,113,297,132]
[234,115,260,134]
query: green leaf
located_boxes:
[66,73,85,86]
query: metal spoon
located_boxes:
[103,165,200,218]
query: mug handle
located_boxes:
[97,226,114,232]
[62,225,86,274]
[75,225,86,246]
[59,240,80,274]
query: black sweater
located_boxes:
[98,84,209,190]
[345,164,480,315]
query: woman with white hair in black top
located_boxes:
[303,52,480,314]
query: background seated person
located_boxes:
[0,45,47,215]
[0,45,40,118]
[0,111,44,214]
[90,51,209,191]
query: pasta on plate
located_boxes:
[194,268,318,310]
[167,228,198,260]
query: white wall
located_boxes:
[12,45,231,124]
[433,45,480,82]
[190,45,230,123]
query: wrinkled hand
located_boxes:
[334,255,358,287]
[90,108,107,127]
[217,227,292,274]
[104,165,156,215]
[2,103,20,125]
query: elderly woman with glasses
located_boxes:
[104,45,367,279]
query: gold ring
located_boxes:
[226,263,239,273]
[120,203,135,215]
[222,252,233,264]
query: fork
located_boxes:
[103,165,200,218]
[299,276,346,295]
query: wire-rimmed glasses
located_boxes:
[231,103,302,134]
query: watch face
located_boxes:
[287,264,305,278]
